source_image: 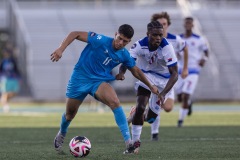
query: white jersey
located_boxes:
[130,37,177,79]
[179,33,208,74]
[166,33,186,54]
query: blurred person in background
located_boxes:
[4,42,14,54]
[176,17,209,127]
[120,21,178,153]
[50,24,159,155]
[0,49,21,113]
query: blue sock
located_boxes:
[113,107,131,142]
[60,113,71,135]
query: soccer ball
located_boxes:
[69,136,91,158]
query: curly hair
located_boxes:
[147,21,163,32]
[151,12,171,26]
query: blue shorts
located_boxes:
[0,77,20,93]
[66,78,103,101]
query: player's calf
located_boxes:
[127,106,136,125]
[144,107,158,124]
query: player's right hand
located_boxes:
[115,73,125,80]
[51,49,63,62]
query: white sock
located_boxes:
[131,125,142,142]
[151,115,160,134]
[3,105,10,113]
[179,108,188,121]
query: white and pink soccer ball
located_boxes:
[69,136,91,158]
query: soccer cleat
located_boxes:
[133,140,141,154]
[54,131,66,152]
[123,140,141,154]
[123,143,135,154]
[187,102,193,116]
[127,106,136,125]
[151,133,159,141]
[177,120,183,127]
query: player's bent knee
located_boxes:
[164,106,173,112]
[107,99,120,108]
[164,108,172,112]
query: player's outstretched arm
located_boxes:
[50,31,88,62]
[129,66,158,95]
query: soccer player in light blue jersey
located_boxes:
[50,24,158,154]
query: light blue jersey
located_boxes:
[66,32,135,100]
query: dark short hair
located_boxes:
[118,24,134,39]
[185,17,194,21]
[147,21,163,32]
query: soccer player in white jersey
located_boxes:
[176,17,209,127]
[118,21,178,153]
[127,12,189,140]
[148,12,189,140]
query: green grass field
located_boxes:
[0,102,240,160]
